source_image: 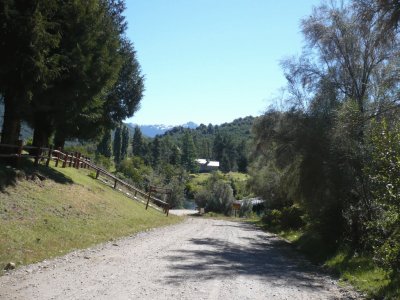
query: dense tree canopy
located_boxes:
[0,0,143,151]
[249,0,400,276]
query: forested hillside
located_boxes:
[159,116,255,173]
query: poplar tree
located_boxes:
[132,126,144,157]
[121,125,129,160]
[113,126,122,164]
[97,130,112,158]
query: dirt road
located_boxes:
[0,217,360,300]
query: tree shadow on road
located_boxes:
[163,224,336,294]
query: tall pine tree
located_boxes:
[97,130,112,158]
[121,125,129,161]
[113,126,122,164]
[132,126,144,157]
[181,131,197,173]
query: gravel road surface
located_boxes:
[0,217,360,300]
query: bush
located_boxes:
[194,177,235,216]
[262,209,282,227]
[280,205,304,229]
[239,200,253,217]
[94,154,112,170]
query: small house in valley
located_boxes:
[195,159,220,172]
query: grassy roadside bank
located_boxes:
[0,162,183,274]
[248,218,399,299]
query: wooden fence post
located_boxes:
[68,152,74,167]
[76,152,81,169]
[62,152,68,168]
[55,147,60,167]
[95,169,100,179]
[146,188,152,210]
[114,179,117,189]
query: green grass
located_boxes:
[325,250,390,297]
[190,171,249,185]
[0,161,182,273]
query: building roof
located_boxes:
[195,159,220,167]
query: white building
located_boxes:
[195,159,220,172]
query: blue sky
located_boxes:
[124,0,322,125]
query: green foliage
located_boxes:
[159,116,255,173]
[121,125,129,161]
[365,119,400,272]
[194,173,235,215]
[96,130,113,158]
[132,126,145,157]
[181,131,198,173]
[94,154,113,171]
[239,199,253,217]
[113,126,122,164]
[117,156,152,189]
[0,0,144,149]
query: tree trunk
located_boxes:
[30,112,53,156]
[54,129,66,149]
[1,94,21,146]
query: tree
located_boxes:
[113,126,122,164]
[181,131,197,172]
[121,125,129,161]
[97,130,112,158]
[34,0,124,148]
[151,136,161,168]
[365,118,400,271]
[0,1,60,146]
[132,126,144,157]
[275,1,400,246]
[102,39,144,128]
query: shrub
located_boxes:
[262,209,282,227]
[280,205,304,229]
[239,199,253,217]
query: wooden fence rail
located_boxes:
[0,142,170,215]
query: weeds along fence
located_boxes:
[0,141,170,216]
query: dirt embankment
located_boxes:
[0,217,360,300]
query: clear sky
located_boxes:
[124,0,322,126]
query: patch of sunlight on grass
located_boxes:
[325,250,390,298]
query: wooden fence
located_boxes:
[0,141,170,216]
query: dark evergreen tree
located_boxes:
[0,0,60,147]
[236,140,248,173]
[151,136,161,168]
[97,130,112,158]
[39,0,123,148]
[181,132,197,172]
[121,125,129,160]
[113,126,122,164]
[132,126,144,157]
[170,145,181,166]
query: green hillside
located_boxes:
[0,162,182,273]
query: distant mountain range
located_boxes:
[125,122,198,138]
